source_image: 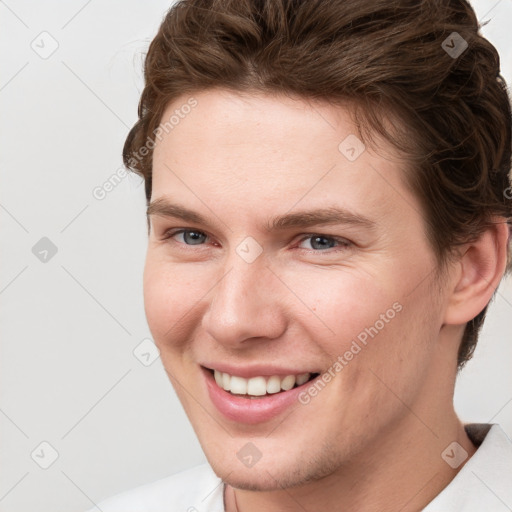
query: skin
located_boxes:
[144,88,508,511]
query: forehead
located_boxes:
[150,89,417,231]
[154,89,368,170]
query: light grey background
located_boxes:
[1,1,511,511]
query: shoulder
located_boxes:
[86,462,224,512]
[423,423,512,511]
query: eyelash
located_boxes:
[160,228,351,254]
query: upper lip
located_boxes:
[201,363,321,379]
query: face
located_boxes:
[144,89,450,491]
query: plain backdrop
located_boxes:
[1,1,511,511]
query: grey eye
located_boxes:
[179,230,207,245]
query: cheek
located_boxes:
[335,281,439,398]
[280,268,396,353]
[291,265,436,377]
[143,256,206,344]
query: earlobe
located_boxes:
[443,219,510,326]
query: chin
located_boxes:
[221,468,299,492]
[225,477,279,492]
[208,452,338,492]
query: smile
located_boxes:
[201,366,322,424]
[212,369,319,397]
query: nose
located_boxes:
[200,249,287,348]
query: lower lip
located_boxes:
[202,367,319,424]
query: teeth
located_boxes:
[281,375,296,391]
[213,370,313,396]
[230,376,247,394]
[247,376,267,396]
[266,375,281,394]
[222,372,230,391]
[296,373,310,386]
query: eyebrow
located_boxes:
[146,197,376,232]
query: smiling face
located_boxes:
[144,89,456,491]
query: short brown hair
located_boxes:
[123,0,512,369]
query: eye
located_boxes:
[297,234,351,252]
[161,229,351,254]
[163,229,209,246]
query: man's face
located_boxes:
[145,89,450,490]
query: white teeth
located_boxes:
[266,375,281,394]
[247,376,267,396]
[230,375,247,394]
[280,375,296,391]
[213,370,312,396]
[222,372,230,391]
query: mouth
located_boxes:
[204,367,321,399]
[200,364,324,423]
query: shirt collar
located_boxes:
[423,423,512,511]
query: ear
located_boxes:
[443,219,510,326]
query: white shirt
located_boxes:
[87,423,512,512]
